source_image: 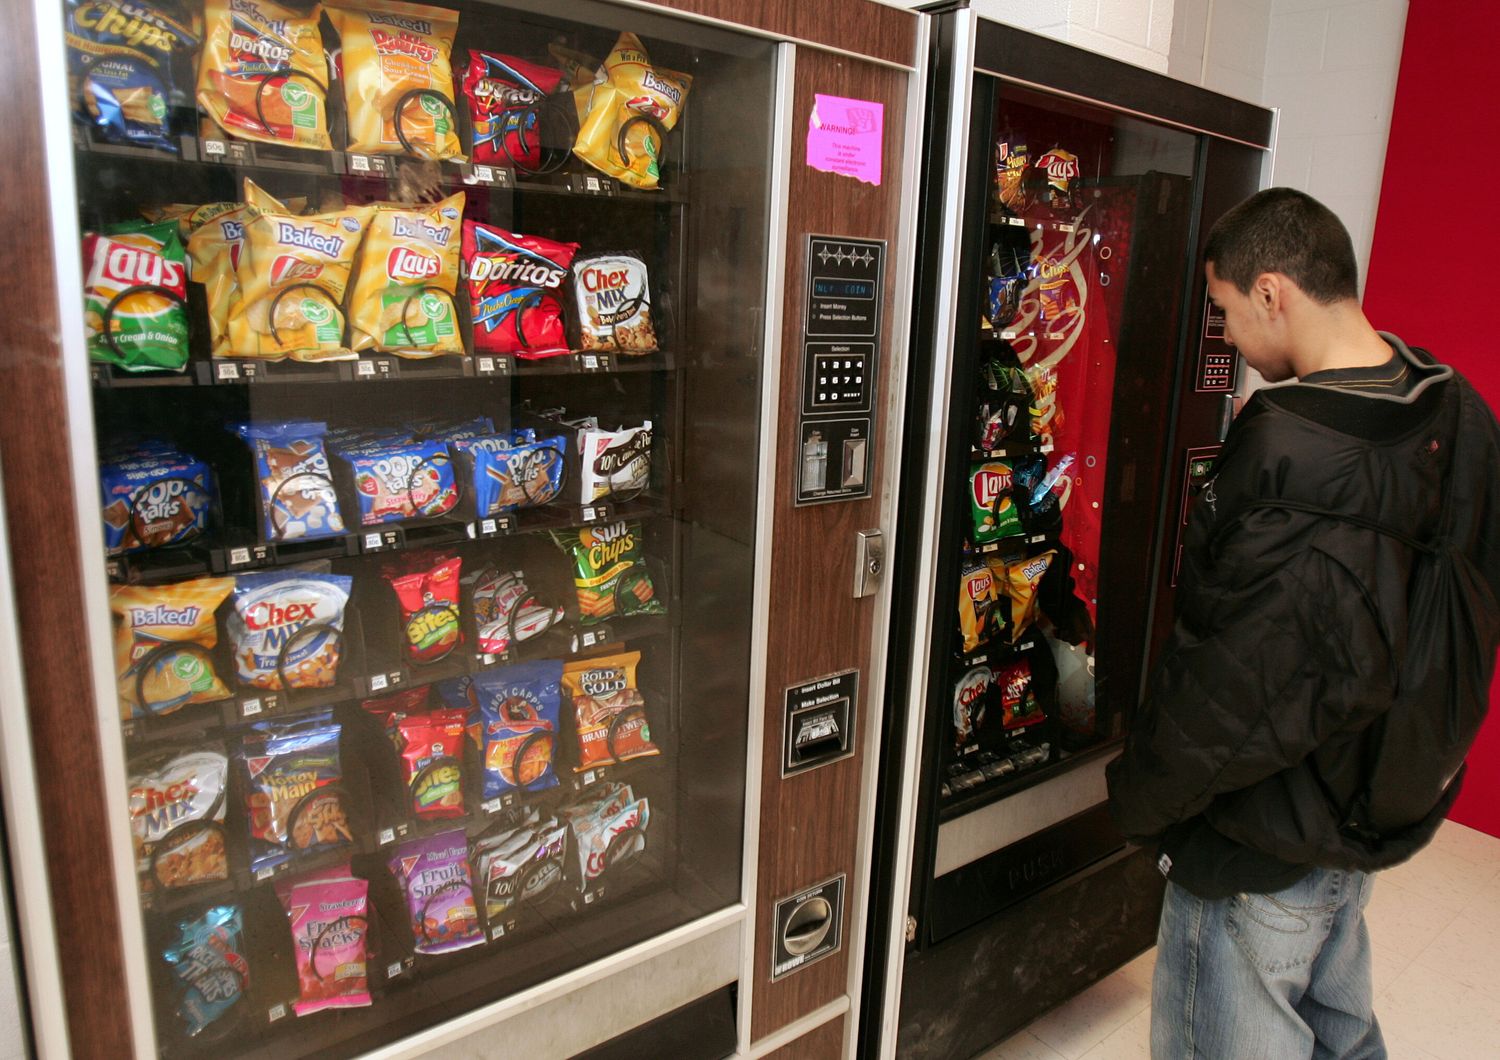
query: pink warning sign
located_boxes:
[806,94,884,186]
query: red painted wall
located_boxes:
[1363,1,1500,836]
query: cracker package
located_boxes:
[83,219,189,372]
[66,0,198,153]
[226,571,351,691]
[326,0,463,160]
[571,32,691,190]
[347,193,464,356]
[111,577,233,718]
[562,651,658,770]
[228,204,371,362]
[242,712,352,873]
[129,747,230,894]
[197,0,331,150]
[571,253,658,353]
[387,555,463,665]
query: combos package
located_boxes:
[388,830,484,955]
[551,520,664,624]
[572,253,657,354]
[83,219,189,372]
[462,51,568,172]
[327,0,463,160]
[571,33,691,190]
[563,652,658,771]
[100,444,211,554]
[241,712,353,873]
[472,809,566,931]
[463,222,578,358]
[66,0,197,153]
[276,865,370,1015]
[111,577,233,718]
[387,555,464,665]
[163,905,249,1038]
[347,194,464,356]
[448,660,563,798]
[129,746,229,894]
[235,420,345,542]
[226,570,351,691]
[198,0,331,150]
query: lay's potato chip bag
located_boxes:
[112,577,233,719]
[84,219,189,372]
[186,181,288,358]
[198,0,331,150]
[571,33,690,190]
[347,192,463,357]
[228,203,372,362]
[326,1,463,160]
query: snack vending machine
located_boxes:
[0,0,924,1055]
[861,7,1274,1058]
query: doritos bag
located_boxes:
[326,0,463,160]
[571,32,691,190]
[347,193,463,356]
[197,0,331,150]
[111,577,233,719]
[186,180,288,359]
[462,221,577,358]
[84,219,189,372]
[228,204,372,361]
[462,51,568,172]
[66,0,198,153]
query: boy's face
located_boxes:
[1206,262,1296,382]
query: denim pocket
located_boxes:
[1226,888,1339,974]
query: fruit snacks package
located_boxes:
[162,905,249,1037]
[571,253,658,353]
[326,0,463,160]
[241,713,353,873]
[560,782,649,890]
[388,830,484,955]
[469,568,564,657]
[129,747,229,894]
[346,193,464,356]
[968,461,1024,544]
[111,577,233,718]
[388,555,463,664]
[571,33,691,190]
[186,181,289,359]
[198,0,330,150]
[228,204,372,362]
[234,420,345,542]
[276,868,371,1015]
[472,810,566,929]
[100,445,212,554]
[953,665,992,750]
[551,520,664,625]
[459,433,567,515]
[83,219,189,371]
[398,709,468,819]
[987,550,1055,645]
[958,555,998,655]
[336,437,460,525]
[66,0,197,153]
[226,570,351,691]
[447,660,562,798]
[573,419,652,503]
[463,221,578,358]
[563,652,657,771]
[999,659,1044,730]
[462,51,568,172]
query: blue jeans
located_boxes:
[1151,869,1386,1059]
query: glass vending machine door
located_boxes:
[60,0,775,1053]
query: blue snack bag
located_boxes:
[233,421,345,542]
[461,433,567,516]
[457,660,564,798]
[163,905,248,1037]
[100,447,212,554]
[65,0,198,153]
[239,712,351,873]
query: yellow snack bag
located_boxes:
[197,0,331,150]
[326,1,463,160]
[347,192,464,357]
[571,33,690,190]
[186,180,288,357]
[228,202,372,361]
[111,577,234,719]
[549,42,603,125]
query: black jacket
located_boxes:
[1107,337,1500,891]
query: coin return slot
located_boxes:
[782,897,833,956]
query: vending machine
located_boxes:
[861,7,1274,1058]
[0,0,925,1056]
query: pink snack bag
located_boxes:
[277,868,372,1015]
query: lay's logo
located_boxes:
[387,246,441,281]
[271,255,324,285]
[1036,151,1079,180]
[98,241,185,292]
[972,469,1012,507]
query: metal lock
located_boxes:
[853,528,884,598]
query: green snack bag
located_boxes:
[550,520,667,625]
[969,460,1025,544]
[83,219,190,371]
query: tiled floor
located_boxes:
[976,820,1500,1060]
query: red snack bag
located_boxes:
[398,709,468,820]
[462,221,577,358]
[361,685,432,748]
[387,556,463,665]
[999,659,1045,731]
[462,51,566,171]
[276,868,371,1016]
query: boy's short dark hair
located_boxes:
[1204,188,1359,303]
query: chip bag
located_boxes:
[186,181,289,359]
[571,32,691,190]
[995,134,1029,213]
[999,658,1044,730]
[563,651,657,771]
[198,0,331,150]
[234,420,345,542]
[462,51,568,172]
[84,219,189,372]
[226,571,351,691]
[163,905,249,1037]
[66,0,198,153]
[449,660,562,798]
[111,577,233,719]
[326,0,463,160]
[463,221,578,358]
[551,520,664,624]
[347,193,464,356]
[242,712,352,873]
[129,747,229,894]
[387,555,463,664]
[228,204,371,362]
[988,550,1055,645]
[968,461,1024,544]
[397,709,468,819]
[953,665,992,750]
[571,253,658,353]
[958,554,998,654]
[388,830,484,955]
[277,869,370,1015]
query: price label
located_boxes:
[216,361,240,381]
[256,867,274,881]
[105,559,123,580]
[379,828,395,845]
[202,139,253,165]
[482,798,502,814]
[1006,216,1025,227]
[90,364,108,387]
[241,698,263,717]
[581,354,599,371]
[267,1003,286,1023]
[364,532,383,550]
[369,673,388,692]
[490,924,507,940]
[474,355,511,377]
[386,962,403,979]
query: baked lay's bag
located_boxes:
[347,193,463,356]
[111,577,234,719]
[571,33,691,190]
[66,0,198,153]
[228,204,372,361]
[84,219,189,372]
[326,0,463,160]
[197,0,331,150]
[987,550,1055,645]
[185,181,288,358]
